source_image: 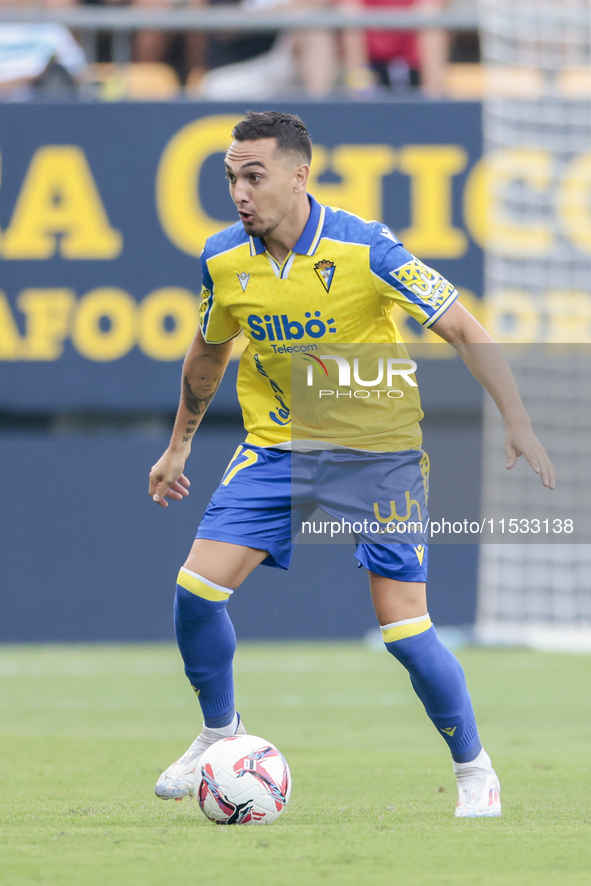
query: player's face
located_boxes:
[224,138,307,238]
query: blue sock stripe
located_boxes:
[191,687,235,724]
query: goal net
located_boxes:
[476,0,591,650]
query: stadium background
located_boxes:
[0,100,486,641]
[2,6,591,885]
[1,2,589,650]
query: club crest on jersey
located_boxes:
[314,259,336,293]
[236,271,250,292]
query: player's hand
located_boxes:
[149,451,191,508]
[504,423,556,490]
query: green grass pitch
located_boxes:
[0,642,590,886]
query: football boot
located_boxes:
[155,713,247,801]
[454,749,501,818]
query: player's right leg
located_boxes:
[155,540,267,801]
[155,444,299,800]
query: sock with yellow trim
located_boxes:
[174,567,236,729]
[382,616,482,763]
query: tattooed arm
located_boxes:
[149,329,234,508]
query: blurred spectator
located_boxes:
[197,0,337,99]
[205,0,278,76]
[45,0,206,80]
[133,0,206,77]
[342,0,449,96]
[0,0,86,98]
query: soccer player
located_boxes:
[149,111,555,818]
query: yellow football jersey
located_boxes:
[199,196,458,451]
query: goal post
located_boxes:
[475,0,591,651]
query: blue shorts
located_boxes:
[196,445,429,582]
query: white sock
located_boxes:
[453,748,492,776]
[202,713,238,738]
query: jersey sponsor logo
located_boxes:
[236,271,250,292]
[271,343,318,354]
[247,311,337,342]
[390,259,455,309]
[314,259,336,293]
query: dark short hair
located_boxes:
[232,111,312,163]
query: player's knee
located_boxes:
[384,622,466,685]
[177,567,232,606]
[174,585,226,625]
[175,568,233,624]
[382,618,435,668]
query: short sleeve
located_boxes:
[199,251,241,344]
[369,225,459,328]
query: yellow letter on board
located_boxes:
[2,147,122,259]
[398,145,468,258]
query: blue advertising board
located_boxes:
[0,101,483,412]
[0,424,479,642]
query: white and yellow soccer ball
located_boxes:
[196,734,292,825]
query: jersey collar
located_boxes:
[249,195,325,258]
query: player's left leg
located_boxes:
[368,569,501,818]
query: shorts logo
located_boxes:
[314,259,336,293]
[390,259,455,309]
[236,272,250,292]
[373,491,422,523]
[414,544,425,565]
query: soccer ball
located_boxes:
[196,734,291,825]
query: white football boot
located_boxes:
[155,713,247,801]
[453,748,502,818]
